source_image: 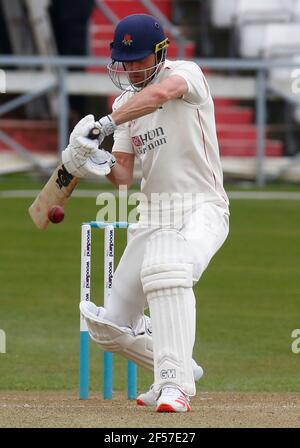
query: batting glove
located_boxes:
[62,148,116,178]
[62,114,117,177]
[76,115,117,153]
[86,149,116,177]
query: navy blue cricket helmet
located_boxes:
[110,14,170,62]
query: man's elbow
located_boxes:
[150,76,188,103]
[127,170,135,188]
[150,86,170,107]
[118,169,134,188]
[107,172,133,188]
[122,175,134,189]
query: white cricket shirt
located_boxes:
[112,59,229,224]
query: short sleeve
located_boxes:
[171,61,210,105]
[112,123,134,154]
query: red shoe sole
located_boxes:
[136,399,148,406]
[156,403,177,412]
[156,403,191,413]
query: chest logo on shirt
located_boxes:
[131,127,167,155]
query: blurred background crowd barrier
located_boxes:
[1,0,300,185]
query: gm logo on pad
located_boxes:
[160,369,176,379]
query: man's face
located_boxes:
[123,54,156,88]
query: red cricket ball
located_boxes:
[48,205,65,224]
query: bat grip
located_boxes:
[87,126,113,153]
[87,127,101,139]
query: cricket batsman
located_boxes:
[62,14,229,412]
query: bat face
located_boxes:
[28,165,79,229]
[28,125,101,229]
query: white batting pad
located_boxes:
[141,229,193,294]
[80,301,202,383]
[80,301,153,370]
[141,229,196,396]
[148,288,196,396]
[192,358,204,382]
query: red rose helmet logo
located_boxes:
[122,34,133,46]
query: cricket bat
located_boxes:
[28,127,100,230]
[28,164,79,229]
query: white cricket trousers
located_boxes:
[105,202,229,328]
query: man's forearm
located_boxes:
[111,85,167,125]
[106,162,133,187]
[110,76,187,126]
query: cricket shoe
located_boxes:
[136,384,157,407]
[136,360,203,407]
[156,387,191,413]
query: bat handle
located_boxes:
[87,127,101,139]
[87,126,112,153]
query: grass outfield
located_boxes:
[0,175,300,393]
